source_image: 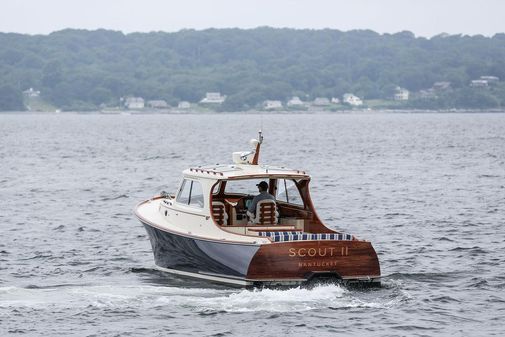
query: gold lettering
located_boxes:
[308,248,317,257]
[288,248,297,257]
[318,248,327,257]
[328,247,335,256]
[299,248,307,257]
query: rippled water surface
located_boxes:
[1,113,504,336]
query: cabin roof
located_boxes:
[183,164,309,180]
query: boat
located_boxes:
[134,132,381,287]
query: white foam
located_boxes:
[0,283,408,312]
[174,284,349,312]
[0,285,227,309]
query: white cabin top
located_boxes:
[183,164,309,180]
[182,131,309,180]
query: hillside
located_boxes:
[1,28,505,111]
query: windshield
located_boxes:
[224,179,267,196]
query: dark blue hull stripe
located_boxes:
[141,221,260,278]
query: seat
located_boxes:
[250,199,278,225]
[212,201,228,226]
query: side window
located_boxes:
[176,179,191,204]
[212,181,221,195]
[276,179,304,207]
[176,179,204,208]
[189,181,204,208]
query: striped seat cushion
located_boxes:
[258,231,354,242]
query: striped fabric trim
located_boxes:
[258,231,354,242]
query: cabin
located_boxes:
[161,162,339,241]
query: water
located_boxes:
[1,112,504,336]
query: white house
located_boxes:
[394,87,409,101]
[342,93,363,106]
[147,100,169,108]
[263,100,283,110]
[287,96,304,107]
[331,97,340,104]
[200,92,226,104]
[125,97,145,109]
[480,76,499,83]
[23,88,40,97]
[178,101,191,109]
[470,80,488,87]
[313,97,330,106]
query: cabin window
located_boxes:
[276,179,304,207]
[189,181,204,208]
[212,181,221,195]
[176,179,204,208]
[225,179,267,196]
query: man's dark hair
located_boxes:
[256,181,268,191]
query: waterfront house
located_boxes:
[23,88,40,97]
[287,96,304,107]
[147,100,169,108]
[470,80,488,87]
[125,97,145,109]
[263,100,283,110]
[480,76,499,83]
[200,92,226,104]
[342,94,363,106]
[394,87,409,101]
[331,97,340,104]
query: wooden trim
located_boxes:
[247,240,380,280]
[252,142,261,165]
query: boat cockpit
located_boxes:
[208,176,331,237]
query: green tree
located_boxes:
[0,85,24,111]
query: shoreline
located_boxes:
[1,108,505,115]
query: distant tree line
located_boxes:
[1,28,505,111]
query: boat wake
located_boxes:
[0,281,410,314]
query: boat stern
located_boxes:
[246,239,381,286]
